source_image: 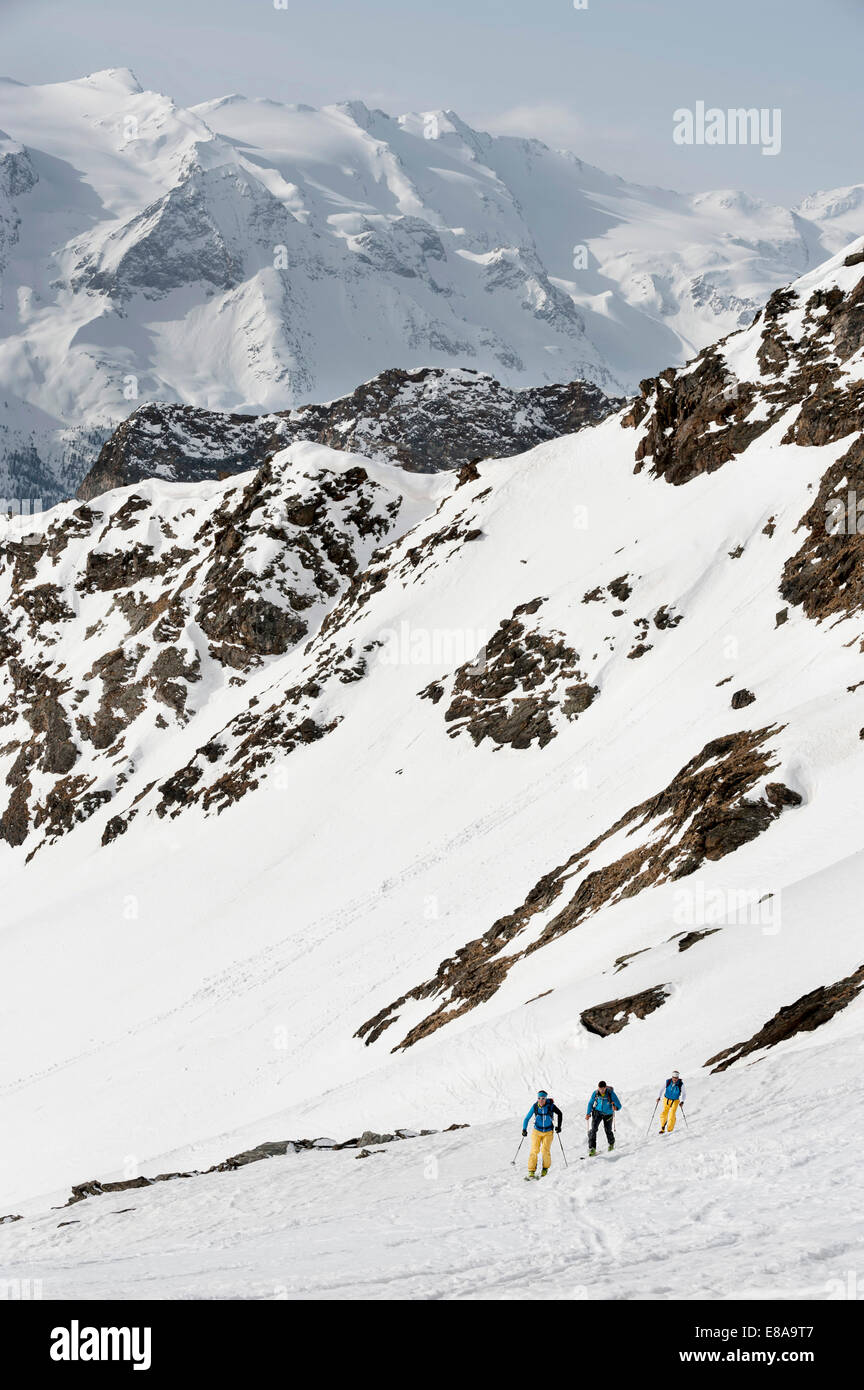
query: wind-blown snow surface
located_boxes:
[2,1027,861,1300]
[1,67,863,499]
[1,242,864,1299]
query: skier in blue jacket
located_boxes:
[521,1090,563,1178]
[585,1080,621,1155]
[657,1071,686,1133]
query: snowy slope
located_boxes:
[2,1021,860,1300]
[0,69,863,502]
[0,231,863,1284]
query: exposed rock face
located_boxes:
[624,272,864,483]
[357,727,802,1050]
[93,463,498,835]
[580,986,670,1037]
[779,430,864,625]
[625,348,765,486]
[419,597,598,750]
[676,928,721,952]
[278,370,623,476]
[0,450,403,855]
[705,964,864,1072]
[583,575,633,604]
[60,1122,455,1206]
[623,256,864,631]
[77,403,281,502]
[77,369,623,500]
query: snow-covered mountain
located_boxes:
[1,67,863,505]
[0,237,862,1306]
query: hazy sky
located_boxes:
[1,0,862,202]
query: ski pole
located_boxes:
[680,1104,689,1129]
[556,1131,568,1168]
[645,1099,659,1137]
[511,1136,525,1166]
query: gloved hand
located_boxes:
[556,1125,562,1133]
[522,1129,528,1137]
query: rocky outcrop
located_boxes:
[58,1121,462,1209]
[625,267,864,477]
[580,986,670,1036]
[0,452,404,855]
[278,369,623,476]
[779,429,864,625]
[676,928,721,952]
[623,348,765,486]
[419,597,598,750]
[98,464,497,834]
[77,369,623,500]
[357,726,802,1050]
[705,964,864,1072]
[622,257,864,637]
[76,403,278,502]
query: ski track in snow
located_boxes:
[2,1032,860,1300]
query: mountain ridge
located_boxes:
[1,69,863,503]
[75,367,622,499]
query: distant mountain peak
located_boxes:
[0,72,862,505]
[77,66,144,94]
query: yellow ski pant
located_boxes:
[661,1097,680,1131]
[528,1129,554,1172]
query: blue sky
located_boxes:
[1,0,862,201]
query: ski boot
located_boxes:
[540,1166,549,1177]
[588,1147,596,1157]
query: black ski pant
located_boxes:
[589,1112,615,1150]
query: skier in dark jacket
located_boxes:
[521,1090,563,1178]
[585,1080,621,1155]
